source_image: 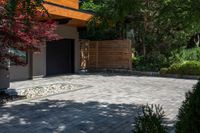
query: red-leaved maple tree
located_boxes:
[0,0,58,68]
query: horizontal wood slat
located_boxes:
[80,40,132,70]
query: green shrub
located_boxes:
[160,68,168,75]
[179,61,200,75]
[167,63,182,74]
[179,48,200,61]
[167,61,200,76]
[133,52,169,72]
[169,48,200,64]
[133,104,167,133]
[175,80,200,133]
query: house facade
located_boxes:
[9,0,92,81]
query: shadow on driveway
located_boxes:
[0,100,175,133]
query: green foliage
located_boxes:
[166,61,200,76]
[155,0,200,47]
[80,0,101,12]
[133,104,167,133]
[169,48,200,64]
[80,0,140,40]
[180,62,200,76]
[175,80,200,133]
[166,63,182,74]
[160,68,168,75]
[81,0,200,56]
[133,52,169,72]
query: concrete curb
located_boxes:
[82,69,199,80]
[131,71,199,80]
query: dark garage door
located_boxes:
[46,39,74,76]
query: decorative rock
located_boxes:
[16,83,83,99]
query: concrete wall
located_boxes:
[10,66,30,81]
[10,53,31,82]
[10,25,80,81]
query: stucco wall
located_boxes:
[10,25,80,81]
[10,66,30,81]
[10,53,31,81]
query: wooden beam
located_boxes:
[40,15,89,27]
[43,3,93,22]
[45,0,79,9]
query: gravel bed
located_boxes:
[8,83,86,99]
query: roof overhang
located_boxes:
[43,2,93,27]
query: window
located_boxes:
[9,48,28,65]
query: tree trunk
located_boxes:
[142,43,146,56]
[194,33,200,47]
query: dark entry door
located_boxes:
[46,39,74,76]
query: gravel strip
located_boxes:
[7,83,86,99]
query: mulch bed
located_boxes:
[0,91,26,106]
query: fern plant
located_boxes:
[133,104,167,133]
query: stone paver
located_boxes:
[0,73,198,133]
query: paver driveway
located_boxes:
[0,73,198,133]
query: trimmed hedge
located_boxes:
[160,68,168,75]
[167,63,182,74]
[175,79,200,133]
[160,61,200,76]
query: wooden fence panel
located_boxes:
[80,40,132,70]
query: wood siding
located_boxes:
[80,40,132,70]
